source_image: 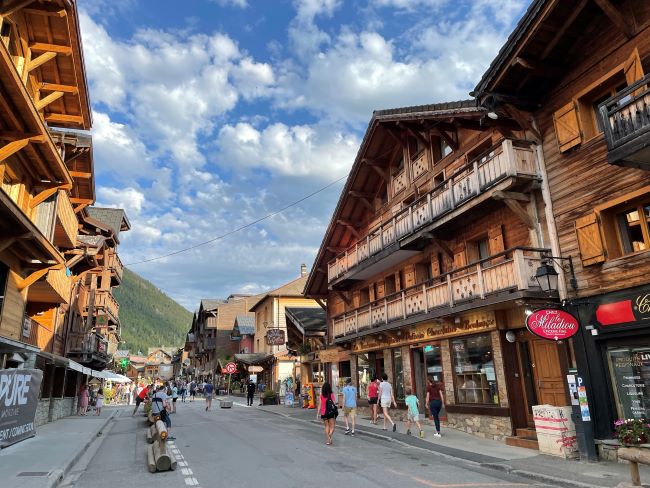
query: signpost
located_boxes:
[526,308,579,341]
[224,362,237,394]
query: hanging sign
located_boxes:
[223,362,237,374]
[526,308,579,341]
[0,369,43,448]
[266,328,286,346]
[248,366,263,373]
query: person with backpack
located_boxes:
[189,381,196,402]
[316,382,338,445]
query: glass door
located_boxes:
[423,343,446,419]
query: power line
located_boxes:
[124,174,348,266]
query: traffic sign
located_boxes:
[224,362,237,374]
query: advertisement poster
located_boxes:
[577,386,591,421]
[0,369,43,448]
[284,391,294,407]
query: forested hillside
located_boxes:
[113,268,192,355]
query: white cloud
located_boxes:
[97,186,146,216]
[211,0,248,7]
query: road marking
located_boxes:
[169,440,201,488]
[184,477,199,486]
[181,468,193,476]
[387,469,528,487]
[233,401,251,408]
[178,461,188,467]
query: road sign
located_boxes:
[224,362,237,374]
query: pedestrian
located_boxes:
[342,378,357,436]
[204,379,214,411]
[246,380,256,406]
[426,377,445,437]
[367,376,379,424]
[180,382,187,403]
[151,385,175,440]
[132,383,150,416]
[78,384,89,416]
[95,388,104,416]
[379,373,397,432]
[189,381,196,401]
[316,382,337,445]
[404,388,423,437]
[171,382,178,413]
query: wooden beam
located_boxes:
[0,138,31,160]
[382,124,406,147]
[30,43,72,55]
[366,163,389,182]
[44,114,84,125]
[336,220,360,238]
[503,104,541,142]
[18,264,63,290]
[422,233,454,258]
[0,237,16,254]
[349,191,374,199]
[73,203,88,214]
[26,51,57,73]
[70,197,94,205]
[502,199,535,229]
[334,291,351,306]
[0,131,42,140]
[0,0,35,15]
[353,196,374,211]
[541,0,588,59]
[400,122,429,148]
[23,5,67,17]
[314,298,327,311]
[326,246,345,254]
[69,171,92,179]
[492,190,530,202]
[512,57,562,78]
[38,82,78,94]
[593,0,634,39]
[35,91,64,111]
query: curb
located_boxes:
[48,409,118,488]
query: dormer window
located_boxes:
[440,139,453,159]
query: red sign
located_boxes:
[224,362,237,374]
[526,309,579,341]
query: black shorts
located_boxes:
[321,414,336,420]
[368,397,378,405]
[172,398,177,403]
[136,396,143,406]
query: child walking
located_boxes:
[95,388,104,416]
[404,389,423,438]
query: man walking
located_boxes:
[131,383,150,416]
[151,385,175,440]
[341,378,357,436]
[204,379,214,411]
[246,380,256,406]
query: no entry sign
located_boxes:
[526,308,579,341]
[224,362,237,374]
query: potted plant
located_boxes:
[261,389,278,406]
[298,343,312,355]
[614,418,650,447]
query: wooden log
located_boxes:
[147,412,155,425]
[617,447,650,486]
[152,439,172,471]
[155,419,168,441]
[169,452,177,470]
[147,444,156,473]
[146,426,153,444]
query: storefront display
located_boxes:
[451,334,498,405]
[392,348,405,400]
[356,353,374,399]
[606,345,650,419]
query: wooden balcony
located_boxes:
[21,315,54,351]
[331,247,550,340]
[53,190,77,249]
[66,331,109,368]
[28,266,71,304]
[392,168,408,196]
[79,285,120,325]
[106,252,124,285]
[328,139,539,285]
[600,74,650,170]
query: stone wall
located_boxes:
[445,412,512,441]
[35,399,50,427]
[50,397,76,421]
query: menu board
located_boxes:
[607,346,650,419]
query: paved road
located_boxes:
[62,400,559,488]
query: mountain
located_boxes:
[113,268,192,355]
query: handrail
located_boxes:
[331,246,549,322]
[599,73,650,149]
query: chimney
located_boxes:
[300,263,308,277]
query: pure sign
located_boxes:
[526,308,580,341]
[0,368,43,448]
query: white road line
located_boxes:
[178,461,188,467]
[184,477,199,486]
[181,468,193,476]
[233,402,251,408]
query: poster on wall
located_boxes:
[0,369,43,448]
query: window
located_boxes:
[393,156,404,175]
[606,345,650,419]
[433,171,445,188]
[577,77,627,141]
[440,139,453,159]
[408,135,425,160]
[617,204,650,254]
[392,348,405,400]
[359,287,370,306]
[451,334,498,405]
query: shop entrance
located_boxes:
[412,343,446,419]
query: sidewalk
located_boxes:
[0,407,119,488]
[225,396,649,488]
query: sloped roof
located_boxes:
[374,100,478,118]
[234,315,255,335]
[201,299,226,311]
[285,307,327,335]
[129,355,147,363]
[249,275,309,311]
[77,235,105,247]
[87,207,131,237]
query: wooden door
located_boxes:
[530,339,567,406]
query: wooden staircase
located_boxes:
[505,427,539,450]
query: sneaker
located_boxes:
[419,431,424,438]
[406,429,411,436]
[392,423,397,432]
[344,429,351,435]
[434,432,441,437]
[350,431,355,437]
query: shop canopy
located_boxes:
[234,353,275,367]
[91,370,132,383]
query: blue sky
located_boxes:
[80,0,530,309]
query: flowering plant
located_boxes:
[614,418,650,446]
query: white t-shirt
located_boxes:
[151,391,168,414]
[379,381,393,402]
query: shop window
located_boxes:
[357,353,377,398]
[339,360,351,380]
[311,362,324,384]
[424,344,444,382]
[451,334,498,405]
[606,345,650,419]
[392,348,405,400]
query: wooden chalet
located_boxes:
[0,0,98,428]
[305,98,574,443]
[472,0,650,458]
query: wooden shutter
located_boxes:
[430,253,441,277]
[488,225,505,255]
[453,244,467,269]
[404,264,416,288]
[375,281,385,299]
[624,48,644,86]
[352,290,360,308]
[575,213,606,266]
[553,101,583,153]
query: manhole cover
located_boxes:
[17,472,49,477]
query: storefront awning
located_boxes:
[0,336,40,354]
[234,353,275,366]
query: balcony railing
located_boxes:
[392,168,408,196]
[28,265,72,304]
[328,139,538,283]
[53,190,77,249]
[599,74,650,169]
[331,247,548,339]
[22,315,53,350]
[67,331,108,358]
[106,252,124,283]
[79,285,120,323]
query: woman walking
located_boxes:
[426,377,445,437]
[316,382,337,445]
[78,384,89,416]
[367,376,379,424]
[379,373,397,432]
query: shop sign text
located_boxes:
[526,309,579,341]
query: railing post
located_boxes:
[402,291,407,319]
[503,139,517,176]
[366,234,370,258]
[369,303,373,326]
[477,263,485,299]
[427,193,432,221]
[392,216,397,244]
[422,284,428,313]
[408,206,413,233]
[384,299,388,324]
[447,274,454,307]
[355,310,358,335]
[472,160,480,194]
[343,250,347,273]
[513,249,529,290]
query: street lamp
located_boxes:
[534,261,559,293]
